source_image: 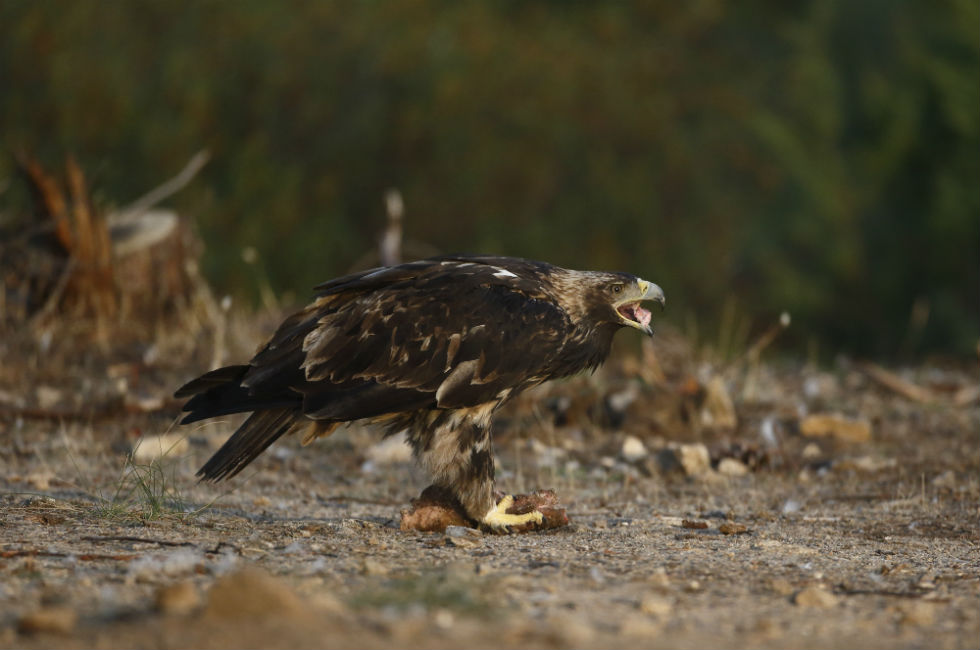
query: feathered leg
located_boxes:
[408,410,543,533]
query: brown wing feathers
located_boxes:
[177,257,576,481]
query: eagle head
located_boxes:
[561,271,666,336]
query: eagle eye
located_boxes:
[610,284,624,295]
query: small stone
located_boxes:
[717,458,749,476]
[155,582,201,615]
[800,414,871,443]
[677,443,711,476]
[801,442,822,459]
[681,519,708,529]
[621,435,648,462]
[897,601,936,626]
[17,606,77,635]
[35,386,63,409]
[445,525,482,548]
[545,613,595,646]
[782,499,802,514]
[640,594,673,617]
[792,585,838,608]
[203,567,308,621]
[719,522,748,535]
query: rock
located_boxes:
[132,433,189,462]
[203,567,308,621]
[35,385,63,409]
[719,522,748,535]
[800,414,871,443]
[801,442,822,459]
[17,606,77,635]
[155,581,201,615]
[792,585,838,608]
[681,519,708,529]
[677,443,712,476]
[621,435,648,462]
[445,525,483,548]
[770,578,795,596]
[717,458,749,476]
[897,601,936,626]
[640,594,673,617]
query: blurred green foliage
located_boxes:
[1,1,977,358]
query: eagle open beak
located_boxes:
[615,279,665,336]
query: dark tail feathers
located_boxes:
[175,365,301,481]
[176,365,299,424]
[196,408,297,481]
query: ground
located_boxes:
[0,325,977,650]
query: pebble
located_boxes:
[897,601,936,626]
[719,522,748,535]
[717,458,749,476]
[155,582,201,615]
[621,435,648,462]
[801,442,822,459]
[35,386,63,409]
[792,585,839,608]
[203,567,308,621]
[677,443,711,476]
[17,606,77,635]
[640,594,673,617]
[445,525,482,548]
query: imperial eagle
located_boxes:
[175,255,665,531]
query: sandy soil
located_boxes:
[0,332,977,650]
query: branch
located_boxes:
[112,150,210,221]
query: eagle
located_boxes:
[175,255,664,532]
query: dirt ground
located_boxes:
[0,325,977,650]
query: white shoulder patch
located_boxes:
[493,268,518,279]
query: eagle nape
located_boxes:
[175,255,665,533]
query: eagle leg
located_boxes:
[410,407,550,533]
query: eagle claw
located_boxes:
[480,494,545,534]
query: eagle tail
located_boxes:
[176,365,299,424]
[196,407,298,481]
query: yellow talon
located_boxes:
[481,495,544,533]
